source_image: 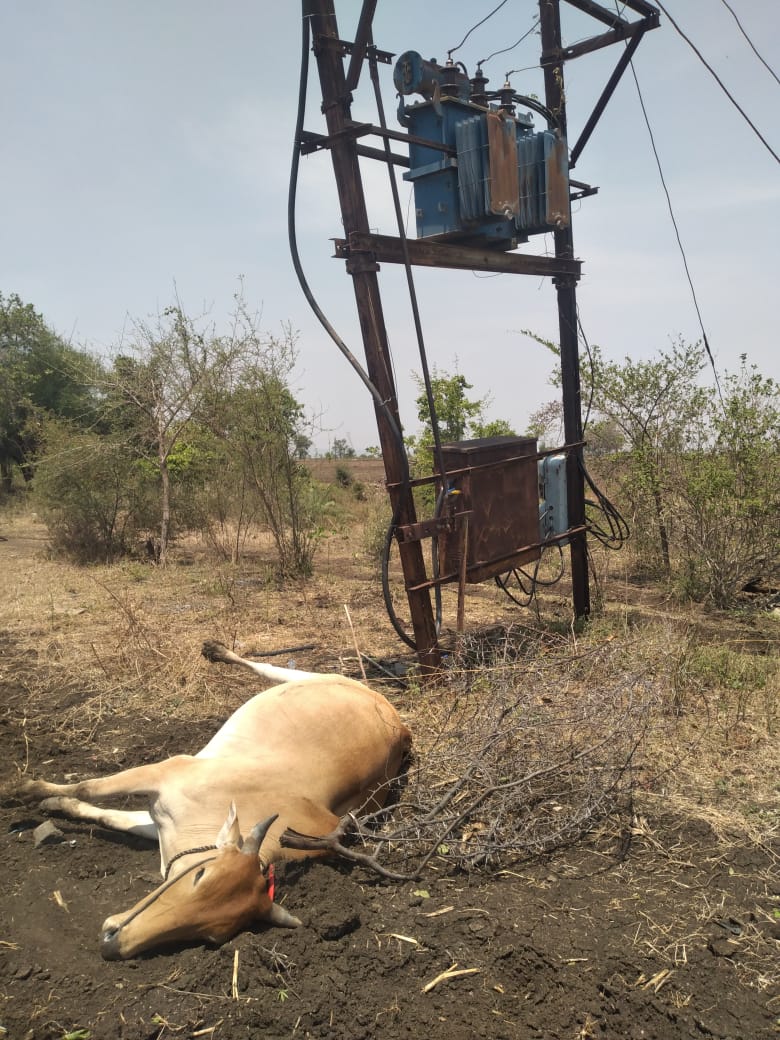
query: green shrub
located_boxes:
[33,424,152,562]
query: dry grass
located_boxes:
[2,510,778,863]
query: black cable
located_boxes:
[654,1,780,165]
[580,458,630,548]
[289,13,404,446]
[369,51,452,640]
[448,0,512,59]
[510,92,559,130]
[478,18,540,69]
[367,57,448,490]
[625,56,724,405]
[718,0,780,87]
[495,544,566,608]
[290,8,416,649]
[576,309,595,434]
[572,315,630,550]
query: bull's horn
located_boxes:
[242,814,279,858]
[267,901,302,929]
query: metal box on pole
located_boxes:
[439,436,540,583]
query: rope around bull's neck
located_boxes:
[164,844,219,881]
[106,851,221,939]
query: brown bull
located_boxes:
[18,641,411,960]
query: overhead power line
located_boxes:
[717,0,780,87]
[448,0,512,59]
[654,1,779,165]
[626,57,723,403]
[479,18,540,70]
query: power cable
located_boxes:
[577,308,596,434]
[495,545,566,608]
[503,63,539,79]
[288,13,403,444]
[448,0,512,59]
[368,58,447,489]
[567,307,630,549]
[624,54,724,403]
[478,18,540,69]
[368,51,448,638]
[289,8,417,648]
[654,1,780,165]
[717,0,780,88]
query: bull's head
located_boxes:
[100,807,300,960]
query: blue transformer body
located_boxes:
[400,93,570,250]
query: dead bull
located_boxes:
[17,641,411,959]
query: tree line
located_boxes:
[2,290,777,607]
[528,334,779,607]
[1,291,321,574]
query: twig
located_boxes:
[423,964,481,993]
[343,605,367,682]
[357,652,407,685]
[231,949,239,1000]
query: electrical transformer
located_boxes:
[394,52,570,250]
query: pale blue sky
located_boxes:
[3,1,778,451]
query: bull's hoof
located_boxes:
[15,778,47,803]
[39,796,78,815]
[201,640,229,663]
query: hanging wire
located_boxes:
[625,56,723,405]
[288,9,417,648]
[503,63,539,79]
[288,14,402,441]
[577,308,596,434]
[368,51,449,639]
[448,0,512,59]
[654,1,780,165]
[568,305,630,549]
[718,0,780,87]
[478,17,540,69]
[495,545,566,608]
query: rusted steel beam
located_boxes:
[334,233,582,279]
[614,0,659,17]
[553,16,659,62]
[569,29,644,168]
[405,527,588,592]
[539,0,590,621]
[300,123,454,157]
[305,0,440,669]
[344,0,378,93]
[562,0,629,29]
[300,130,410,167]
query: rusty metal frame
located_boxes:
[299,0,659,665]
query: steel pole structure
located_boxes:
[304,0,441,667]
[539,0,591,619]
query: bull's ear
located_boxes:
[216,801,243,849]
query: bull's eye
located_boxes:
[193,866,206,885]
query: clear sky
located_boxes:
[3,1,778,452]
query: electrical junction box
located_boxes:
[438,435,540,583]
[538,453,570,545]
[395,54,570,250]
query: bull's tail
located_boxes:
[201,640,321,685]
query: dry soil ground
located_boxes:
[0,508,777,1040]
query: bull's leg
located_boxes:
[17,755,193,805]
[39,797,157,841]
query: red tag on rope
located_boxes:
[267,863,275,902]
